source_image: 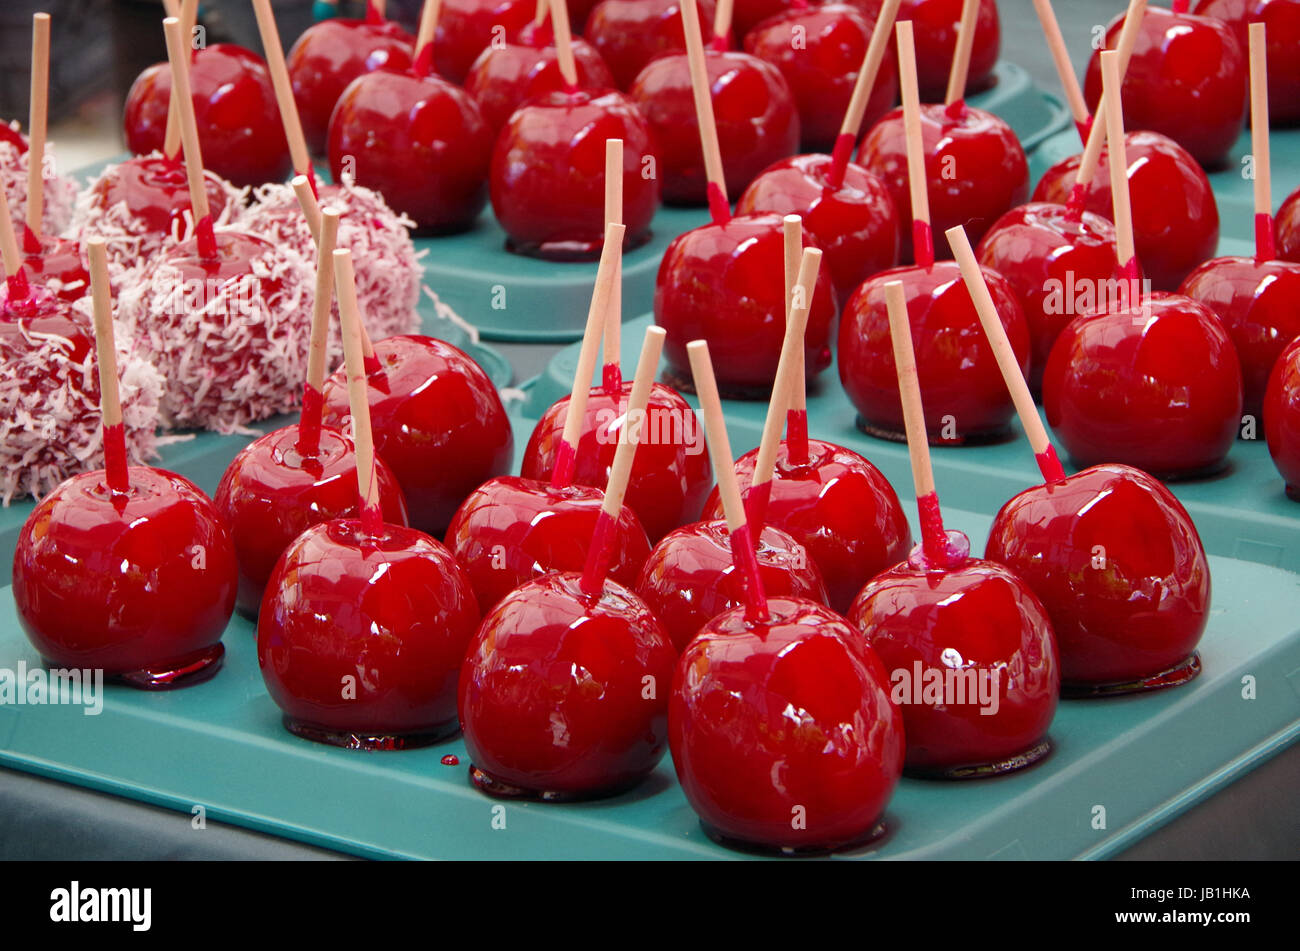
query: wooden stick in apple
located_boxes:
[553,220,627,488]
[947,224,1067,483]
[548,0,579,89]
[827,0,901,189]
[412,0,443,78]
[252,0,317,192]
[687,339,769,621]
[23,13,49,246]
[602,137,624,394]
[580,324,666,594]
[86,239,132,495]
[746,246,822,535]
[896,20,934,268]
[681,0,729,224]
[1031,0,1090,143]
[163,16,218,260]
[332,248,383,534]
[943,0,979,112]
[1100,49,1138,284]
[162,0,199,162]
[0,186,31,300]
[782,214,810,465]
[710,0,734,51]
[532,0,548,30]
[1249,22,1275,261]
[297,208,340,455]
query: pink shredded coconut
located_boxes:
[1,125,78,237]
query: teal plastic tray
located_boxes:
[2,499,1295,860]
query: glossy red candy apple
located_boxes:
[1264,336,1300,496]
[1179,256,1300,421]
[431,0,536,84]
[656,213,837,397]
[445,475,653,613]
[849,531,1059,777]
[586,0,720,89]
[1033,131,1220,291]
[744,3,898,152]
[839,261,1030,443]
[82,155,234,252]
[490,89,659,258]
[258,518,480,748]
[669,596,905,853]
[1278,186,1300,260]
[975,202,1129,395]
[1042,292,1244,478]
[635,519,828,651]
[464,32,615,133]
[14,466,237,688]
[320,335,514,538]
[985,463,1209,692]
[897,0,999,101]
[124,44,291,187]
[459,572,678,799]
[702,439,911,613]
[21,235,88,302]
[629,50,799,205]
[860,102,1028,262]
[521,381,713,542]
[1084,4,1246,168]
[214,426,409,618]
[287,17,414,155]
[1197,0,1300,124]
[736,153,900,300]
[328,68,493,233]
[732,0,795,38]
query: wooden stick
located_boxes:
[602,138,623,392]
[711,0,734,49]
[1071,0,1146,204]
[413,0,442,77]
[87,239,131,494]
[297,209,340,453]
[292,174,322,244]
[548,0,578,87]
[1100,50,1136,274]
[896,21,933,268]
[687,339,768,620]
[333,248,382,531]
[1249,22,1275,261]
[944,0,979,106]
[162,0,181,158]
[24,13,50,240]
[163,16,215,258]
[681,0,729,223]
[533,0,548,29]
[553,221,626,488]
[0,182,21,278]
[1031,0,1089,134]
[947,224,1066,483]
[252,0,313,181]
[829,0,901,188]
[783,215,805,414]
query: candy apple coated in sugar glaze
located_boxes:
[522,381,713,542]
[1196,0,1300,124]
[431,0,536,84]
[669,596,905,853]
[895,0,999,101]
[1084,4,1247,168]
[444,476,653,614]
[849,534,1059,777]
[320,335,514,538]
[1041,293,1244,479]
[1277,186,1300,261]
[985,463,1209,692]
[1264,336,1300,497]
[14,466,237,687]
[83,156,234,246]
[838,261,1031,443]
[258,519,480,748]
[655,213,837,398]
[858,102,1029,262]
[635,519,828,652]
[21,235,88,302]
[328,68,493,234]
[736,152,900,300]
[465,34,615,133]
[287,17,414,155]
[1032,131,1220,291]
[490,89,659,259]
[214,426,409,618]
[585,0,720,89]
[629,49,799,205]
[459,573,678,800]
[743,3,898,152]
[702,439,911,613]
[975,202,1130,396]
[124,44,291,187]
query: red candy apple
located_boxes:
[586,0,720,88]
[320,335,514,537]
[669,596,905,852]
[1032,130,1220,291]
[628,49,799,205]
[83,155,234,247]
[985,463,1209,692]
[124,44,291,187]
[897,0,999,101]
[1278,186,1300,260]
[430,0,536,84]
[21,235,88,302]
[1265,336,1300,496]
[1084,4,1247,168]
[732,0,796,38]
[465,31,615,133]
[287,16,414,155]
[1197,0,1300,124]
[459,573,678,799]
